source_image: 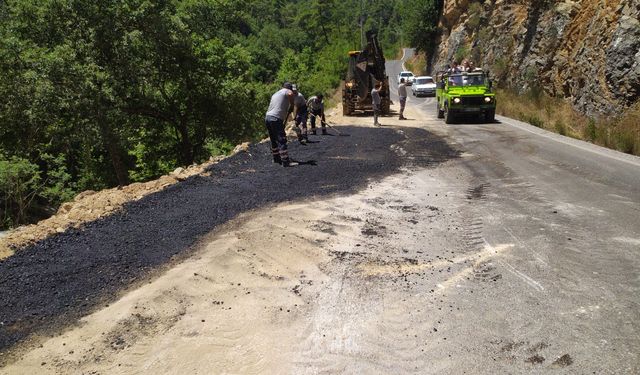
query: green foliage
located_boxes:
[492,57,509,81]
[467,2,483,31]
[477,27,492,45]
[401,0,441,55]
[528,115,544,128]
[0,0,426,228]
[454,44,470,64]
[0,157,41,226]
[554,121,566,136]
[614,130,636,154]
[204,139,236,157]
[584,118,597,141]
[40,153,75,206]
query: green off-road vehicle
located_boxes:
[435,71,496,124]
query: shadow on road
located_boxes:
[446,114,502,125]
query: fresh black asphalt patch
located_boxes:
[0,125,460,358]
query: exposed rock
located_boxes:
[606,14,640,108]
[433,0,640,117]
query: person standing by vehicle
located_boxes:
[307,94,327,135]
[291,85,309,144]
[371,82,382,127]
[265,82,295,167]
[398,78,407,120]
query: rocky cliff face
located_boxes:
[432,0,639,116]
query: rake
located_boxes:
[308,113,350,137]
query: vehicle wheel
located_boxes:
[444,104,454,124]
[485,109,495,123]
[436,101,444,119]
[343,101,355,116]
[382,99,391,115]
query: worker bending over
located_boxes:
[307,94,327,135]
[265,82,296,167]
[291,85,309,144]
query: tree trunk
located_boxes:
[175,117,194,166]
[99,119,129,186]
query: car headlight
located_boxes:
[484,97,492,103]
[453,97,461,104]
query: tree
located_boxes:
[401,0,442,71]
[0,0,430,228]
[0,157,41,226]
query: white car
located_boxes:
[397,71,415,85]
[411,76,437,97]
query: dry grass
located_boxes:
[496,89,640,156]
[404,52,427,75]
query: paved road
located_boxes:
[3,50,639,374]
[386,49,640,372]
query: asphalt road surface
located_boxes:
[1,50,639,374]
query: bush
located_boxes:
[493,57,509,81]
[467,2,483,31]
[528,115,544,128]
[40,153,75,207]
[614,130,636,154]
[455,44,470,63]
[204,139,236,157]
[555,121,566,136]
[496,88,639,156]
[0,157,41,227]
[584,118,597,141]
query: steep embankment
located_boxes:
[433,0,639,117]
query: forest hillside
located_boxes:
[0,0,440,229]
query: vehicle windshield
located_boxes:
[400,72,413,77]
[415,78,434,85]
[447,73,485,86]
